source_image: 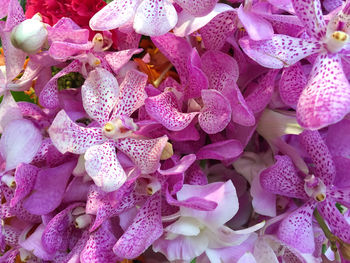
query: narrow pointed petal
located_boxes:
[112,69,148,118]
[0,92,22,133]
[89,0,140,31]
[291,0,326,40]
[278,200,317,253]
[145,91,198,131]
[297,54,350,129]
[104,48,143,75]
[239,35,321,69]
[133,0,178,36]
[186,48,208,99]
[199,89,231,134]
[318,199,350,243]
[0,119,42,171]
[82,68,119,126]
[196,139,243,161]
[48,110,105,154]
[299,130,335,186]
[23,161,76,215]
[11,163,38,207]
[260,155,309,199]
[113,192,163,259]
[115,136,168,174]
[279,62,306,108]
[174,0,218,16]
[85,141,127,192]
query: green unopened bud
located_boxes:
[11,14,48,54]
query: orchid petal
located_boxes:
[104,48,143,75]
[48,110,105,154]
[0,92,22,133]
[4,0,25,32]
[196,139,243,161]
[174,0,218,16]
[49,42,93,61]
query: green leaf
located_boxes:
[20,0,26,12]
[336,203,345,213]
[10,91,36,103]
[190,258,196,263]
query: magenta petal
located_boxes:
[239,35,321,69]
[196,139,243,161]
[278,200,317,253]
[85,141,127,192]
[279,62,306,109]
[291,0,326,40]
[260,155,308,199]
[0,119,42,171]
[299,130,336,187]
[115,136,168,174]
[11,163,38,207]
[112,69,148,118]
[145,91,198,131]
[174,0,218,16]
[297,54,350,130]
[186,48,208,99]
[113,192,163,259]
[199,89,231,134]
[80,221,118,263]
[23,161,76,215]
[158,154,196,176]
[133,0,178,36]
[82,68,119,126]
[48,110,105,154]
[166,190,218,211]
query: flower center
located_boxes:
[304,174,327,202]
[325,30,349,53]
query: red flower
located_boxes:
[25,0,106,38]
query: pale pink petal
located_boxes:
[291,0,326,40]
[48,19,89,44]
[48,110,105,154]
[133,0,178,36]
[145,91,198,131]
[279,62,306,108]
[250,175,276,217]
[174,0,218,16]
[196,139,243,161]
[112,69,148,118]
[0,92,22,133]
[3,0,25,32]
[0,0,10,19]
[239,35,321,69]
[113,192,163,259]
[49,41,93,61]
[200,10,236,50]
[278,201,317,253]
[22,161,76,215]
[177,181,238,227]
[199,89,231,134]
[85,141,127,192]
[104,48,143,75]
[89,0,140,31]
[82,68,119,125]
[237,5,273,41]
[297,53,350,130]
[0,119,42,171]
[115,136,168,174]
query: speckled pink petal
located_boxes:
[200,10,236,50]
[291,0,326,40]
[299,130,336,187]
[48,110,105,154]
[112,69,148,118]
[89,0,140,31]
[239,35,321,69]
[23,161,76,215]
[0,0,10,19]
[0,92,23,133]
[318,199,350,243]
[85,140,127,192]
[113,192,163,259]
[245,70,278,113]
[326,119,350,157]
[237,5,273,41]
[174,0,218,16]
[115,136,168,174]
[3,0,24,32]
[39,60,82,109]
[279,62,306,109]
[196,139,243,161]
[152,33,192,85]
[42,203,83,254]
[82,68,119,126]
[323,0,343,12]
[104,48,143,75]
[184,163,208,185]
[329,188,350,208]
[48,26,89,45]
[297,54,350,130]
[199,89,231,134]
[278,200,317,253]
[133,0,178,36]
[11,163,38,207]
[145,91,198,131]
[186,48,208,99]
[0,119,42,171]
[260,155,308,199]
[49,42,93,61]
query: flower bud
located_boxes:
[11,14,48,54]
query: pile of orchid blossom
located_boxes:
[1,0,350,262]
